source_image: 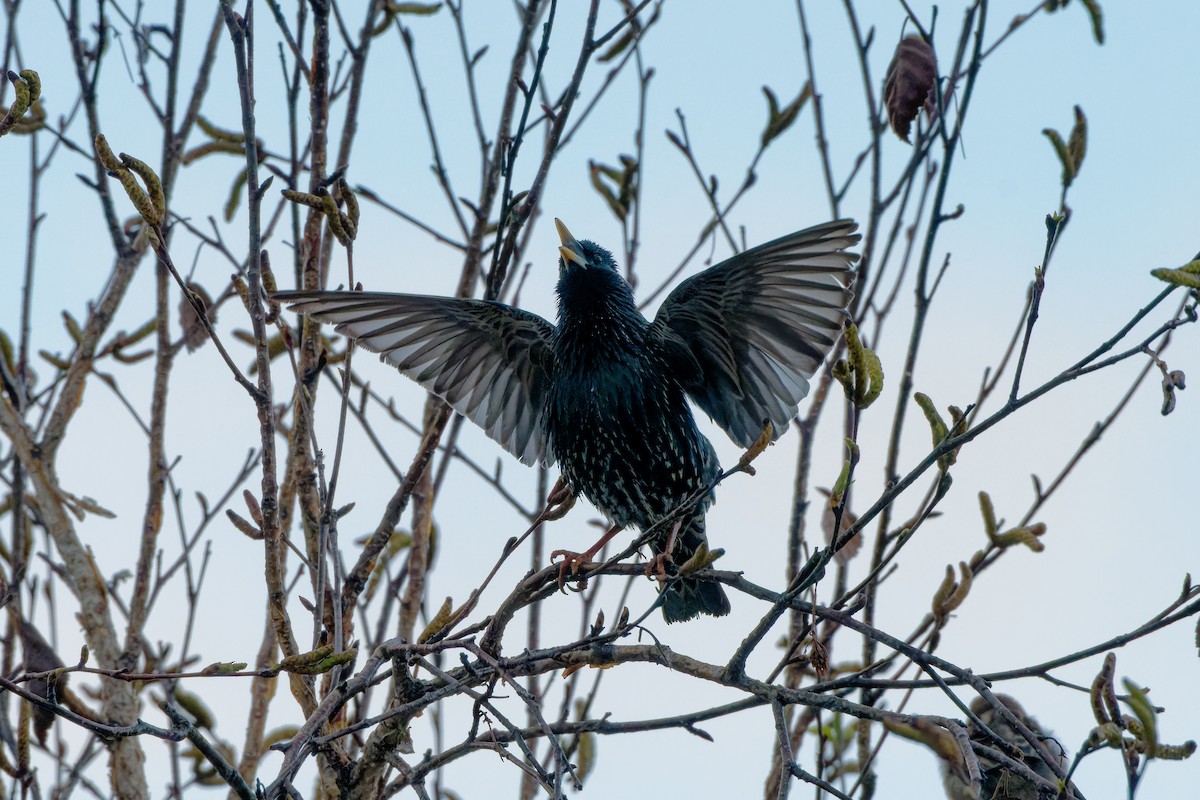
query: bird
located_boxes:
[968,694,1068,799]
[276,218,859,622]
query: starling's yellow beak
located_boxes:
[555,218,588,269]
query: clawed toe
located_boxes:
[645,520,683,584]
[551,548,592,590]
[644,552,674,583]
[549,523,623,590]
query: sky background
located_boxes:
[3,1,1199,798]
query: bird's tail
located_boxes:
[658,514,730,623]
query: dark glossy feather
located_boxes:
[275,291,556,465]
[651,219,859,446]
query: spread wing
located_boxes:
[277,290,557,465]
[650,219,859,447]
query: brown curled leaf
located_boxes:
[883,36,937,143]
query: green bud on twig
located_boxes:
[95,135,163,226]
[182,140,247,165]
[913,392,958,469]
[94,133,122,171]
[119,152,166,222]
[977,491,997,537]
[418,597,455,643]
[735,420,773,476]
[338,177,360,234]
[198,662,248,677]
[1122,678,1158,757]
[197,115,247,143]
[0,69,40,137]
[283,188,356,246]
[678,544,723,575]
[277,645,357,675]
[1045,105,1088,190]
[1079,0,1105,44]
[931,561,972,626]
[840,325,885,408]
[992,522,1046,552]
[1151,259,1200,290]
[829,457,851,508]
[1043,126,1074,188]
[224,169,248,221]
[1068,105,1088,174]
[760,83,811,147]
[173,688,216,728]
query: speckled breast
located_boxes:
[546,360,720,532]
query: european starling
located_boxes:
[277,218,859,622]
[968,694,1068,799]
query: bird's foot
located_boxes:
[550,548,594,590]
[644,552,674,584]
[645,520,683,585]
[550,523,622,591]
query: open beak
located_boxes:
[555,218,588,269]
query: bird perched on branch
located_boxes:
[277,218,859,622]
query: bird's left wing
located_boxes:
[278,290,557,465]
[649,220,859,447]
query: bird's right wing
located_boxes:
[277,290,557,466]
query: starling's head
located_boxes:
[555,218,618,274]
[553,218,638,327]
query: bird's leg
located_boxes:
[550,523,622,588]
[645,519,683,583]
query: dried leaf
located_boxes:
[883,36,936,142]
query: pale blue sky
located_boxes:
[4,2,1198,798]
